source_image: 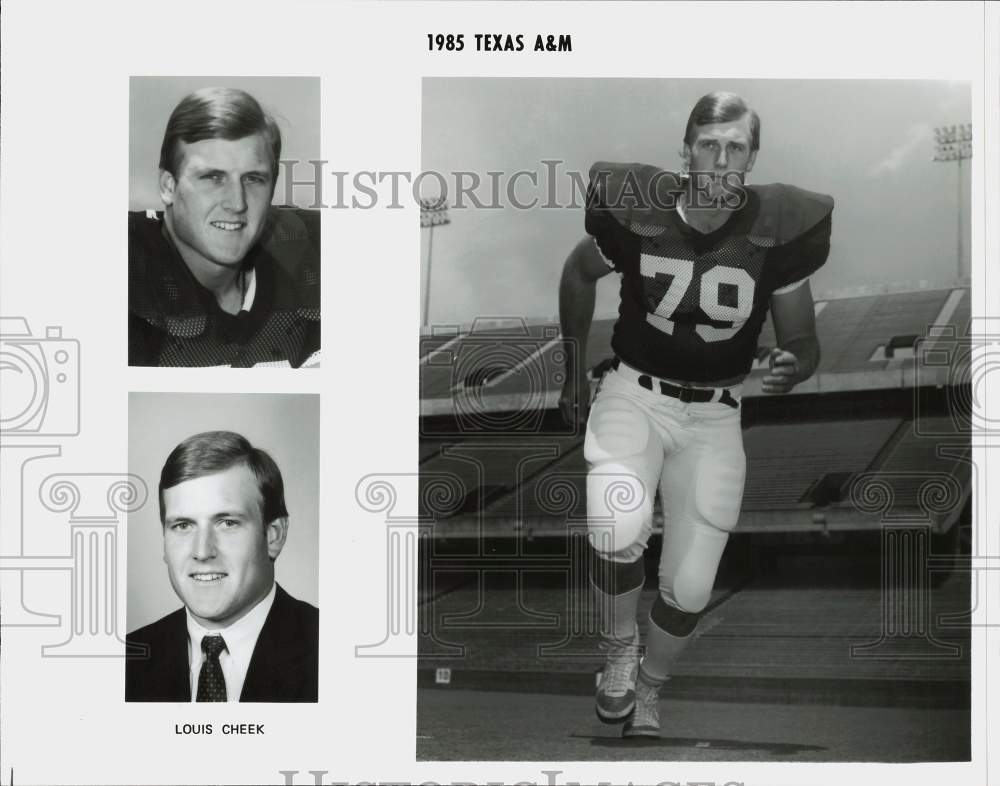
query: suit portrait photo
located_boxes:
[126,392,320,702]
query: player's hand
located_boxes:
[559,369,591,428]
[762,348,800,394]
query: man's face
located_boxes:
[162,464,286,629]
[159,134,274,272]
[684,115,757,202]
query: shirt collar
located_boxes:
[186,582,276,664]
[242,266,257,312]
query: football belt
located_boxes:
[611,358,739,409]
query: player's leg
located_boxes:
[625,410,746,737]
[584,387,663,723]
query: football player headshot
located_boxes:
[128,85,320,368]
[126,430,319,702]
[559,91,833,737]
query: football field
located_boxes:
[417,688,970,762]
[417,536,971,763]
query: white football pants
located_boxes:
[584,364,746,613]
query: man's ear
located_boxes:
[679,144,692,174]
[746,149,757,173]
[158,169,177,206]
[265,517,289,560]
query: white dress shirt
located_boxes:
[186,582,277,702]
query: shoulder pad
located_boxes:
[261,208,319,275]
[129,208,322,332]
[748,183,834,246]
[260,207,321,314]
[128,211,209,337]
[128,211,207,338]
[127,209,164,244]
[588,161,685,229]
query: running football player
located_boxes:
[558,92,833,737]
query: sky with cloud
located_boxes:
[421,78,972,324]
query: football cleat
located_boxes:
[623,671,662,738]
[595,630,640,724]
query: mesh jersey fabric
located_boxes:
[586,161,833,383]
[128,207,321,368]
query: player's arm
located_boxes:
[764,279,821,394]
[559,236,612,424]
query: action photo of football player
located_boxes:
[558,92,834,737]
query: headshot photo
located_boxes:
[128,76,321,368]
[126,393,319,702]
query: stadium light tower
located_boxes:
[420,197,450,327]
[933,124,972,282]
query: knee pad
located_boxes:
[584,396,657,555]
[658,520,729,613]
[650,593,700,637]
[692,441,746,535]
[586,471,649,555]
[589,550,644,595]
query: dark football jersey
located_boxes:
[128,208,321,368]
[586,162,833,383]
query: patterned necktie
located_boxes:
[196,635,228,702]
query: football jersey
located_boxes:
[128,208,321,368]
[586,161,833,384]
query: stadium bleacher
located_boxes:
[741,418,903,510]
[419,285,971,538]
[817,290,950,373]
[415,284,973,708]
[421,286,972,407]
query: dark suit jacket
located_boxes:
[125,584,318,702]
